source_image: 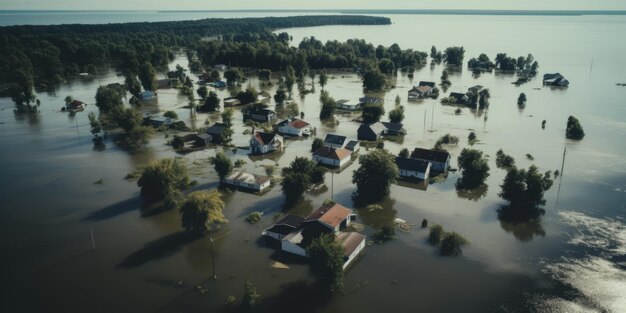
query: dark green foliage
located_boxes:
[388,105,405,123]
[111,107,153,147]
[457,148,490,189]
[172,136,185,151]
[196,86,209,100]
[125,73,142,96]
[362,68,387,90]
[443,47,465,66]
[421,219,428,228]
[427,224,444,245]
[318,71,328,89]
[138,62,157,91]
[224,68,243,85]
[434,134,459,150]
[439,232,469,256]
[210,151,233,181]
[236,86,258,105]
[180,190,227,235]
[319,90,336,119]
[281,157,326,205]
[468,132,477,144]
[95,85,123,113]
[242,281,261,307]
[245,211,262,224]
[495,149,516,169]
[378,58,395,74]
[398,148,410,158]
[198,91,220,112]
[258,69,271,80]
[352,149,399,204]
[498,165,554,221]
[566,116,585,140]
[307,233,345,294]
[362,102,385,123]
[518,93,527,104]
[88,112,102,140]
[374,225,395,242]
[274,88,287,105]
[137,158,190,203]
[311,137,324,152]
[163,110,178,120]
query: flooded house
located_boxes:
[243,107,276,123]
[336,99,362,111]
[277,118,311,136]
[324,134,349,149]
[223,97,241,107]
[446,92,469,104]
[249,131,283,155]
[357,122,386,141]
[410,148,451,172]
[312,146,353,168]
[262,215,305,240]
[139,90,156,101]
[205,123,229,144]
[543,73,569,87]
[223,171,271,192]
[65,100,86,112]
[396,157,431,180]
[381,122,407,136]
[408,81,436,99]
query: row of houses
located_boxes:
[262,202,366,270]
[335,96,384,111]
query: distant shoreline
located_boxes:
[1,9,626,16]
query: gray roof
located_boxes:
[411,148,450,163]
[396,157,430,172]
[346,140,359,150]
[324,134,347,146]
[418,81,436,88]
[382,122,406,134]
[206,123,226,135]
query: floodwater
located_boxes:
[1,13,625,313]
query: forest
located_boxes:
[0,15,390,99]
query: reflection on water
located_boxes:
[455,183,489,201]
[499,218,546,242]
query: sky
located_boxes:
[1,0,625,11]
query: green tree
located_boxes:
[180,190,227,235]
[210,69,221,81]
[498,165,554,220]
[124,73,142,96]
[137,158,190,203]
[138,62,157,91]
[395,94,401,106]
[468,132,477,144]
[428,224,444,245]
[236,85,258,105]
[197,86,209,100]
[457,148,490,189]
[95,85,123,113]
[307,233,345,294]
[518,93,527,104]
[439,232,469,256]
[443,47,465,66]
[311,137,324,152]
[221,108,233,127]
[274,88,287,105]
[318,70,328,89]
[281,157,326,205]
[88,111,102,141]
[362,68,387,90]
[163,110,178,120]
[284,65,296,96]
[378,58,395,74]
[352,149,399,203]
[64,95,73,105]
[171,136,185,151]
[198,91,220,112]
[374,225,395,242]
[210,151,233,181]
[478,88,490,108]
[224,68,243,86]
[319,90,336,119]
[242,281,261,307]
[388,105,405,123]
[495,149,516,169]
[398,148,409,158]
[362,102,385,123]
[565,116,585,140]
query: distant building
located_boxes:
[447,92,468,104]
[358,96,384,105]
[211,80,227,88]
[243,108,276,123]
[193,133,212,146]
[543,73,569,87]
[335,231,367,270]
[249,131,283,155]
[205,123,228,144]
[139,90,156,101]
[396,157,431,180]
[213,64,228,71]
[224,171,271,192]
[381,122,407,136]
[277,119,311,136]
[223,97,241,107]
[143,115,173,128]
[410,148,451,172]
[66,100,86,112]
[408,81,436,99]
[312,146,352,168]
[336,99,362,111]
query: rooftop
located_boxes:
[305,203,353,229]
[396,157,431,172]
[335,231,366,257]
[324,134,347,145]
[253,131,279,145]
[411,148,451,163]
[313,146,352,160]
[226,171,271,185]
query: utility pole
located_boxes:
[210,237,217,280]
[430,102,434,131]
[331,172,334,200]
[90,228,96,250]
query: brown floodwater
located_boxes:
[1,12,625,313]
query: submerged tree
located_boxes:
[307,233,345,294]
[456,148,490,189]
[388,105,405,123]
[362,68,387,90]
[311,137,324,152]
[137,158,190,203]
[498,165,554,221]
[495,149,516,169]
[281,157,326,205]
[319,90,336,119]
[428,224,444,246]
[210,151,233,181]
[242,281,261,307]
[565,115,585,140]
[362,102,385,123]
[88,112,102,142]
[439,232,469,256]
[180,190,227,235]
[318,70,328,89]
[352,149,399,204]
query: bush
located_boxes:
[374,225,395,242]
[495,149,515,169]
[137,158,190,203]
[245,211,262,224]
[311,137,324,152]
[565,116,585,140]
[242,281,261,307]
[427,224,444,245]
[456,148,490,189]
[439,232,469,256]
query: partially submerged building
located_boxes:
[223,171,271,192]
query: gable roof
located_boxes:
[335,231,366,257]
[313,146,352,160]
[205,123,226,135]
[275,215,305,228]
[359,122,386,135]
[324,134,347,146]
[290,119,310,129]
[305,203,353,229]
[410,148,451,163]
[359,96,383,104]
[382,122,406,134]
[253,131,279,145]
[226,171,271,185]
[345,140,360,150]
[396,157,430,172]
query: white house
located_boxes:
[324,134,348,149]
[396,157,431,180]
[335,231,366,270]
[345,140,360,153]
[336,99,362,111]
[249,131,283,155]
[262,215,304,240]
[410,148,451,172]
[223,171,271,192]
[277,119,311,136]
[312,146,352,168]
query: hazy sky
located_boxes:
[1,0,625,11]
